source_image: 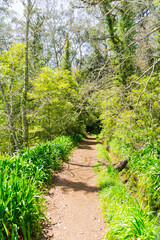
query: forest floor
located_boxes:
[40,136,106,240]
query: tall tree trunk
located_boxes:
[0,80,19,151]
[22,0,31,147]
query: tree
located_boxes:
[61,38,71,71]
[0,43,25,152]
[70,0,160,143]
[0,0,14,52]
[30,12,45,76]
[22,0,31,147]
[29,67,79,141]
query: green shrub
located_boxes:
[0,169,45,239]
[96,144,159,240]
[0,134,82,239]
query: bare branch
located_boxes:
[130,61,156,120]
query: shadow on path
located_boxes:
[77,139,99,149]
[68,162,94,168]
[53,176,99,194]
[39,136,104,240]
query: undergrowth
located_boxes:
[0,134,82,239]
[96,144,159,240]
[109,138,160,209]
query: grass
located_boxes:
[109,138,160,209]
[0,170,45,239]
[0,134,82,239]
[96,144,159,240]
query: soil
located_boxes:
[40,136,106,240]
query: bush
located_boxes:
[0,135,82,239]
[96,144,159,240]
[0,169,45,239]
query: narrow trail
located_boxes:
[41,136,106,240]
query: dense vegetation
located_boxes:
[96,143,159,239]
[0,135,82,239]
[0,0,160,239]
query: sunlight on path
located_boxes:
[40,136,106,240]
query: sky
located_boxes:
[10,0,70,19]
[10,0,24,18]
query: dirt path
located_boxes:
[41,136,106,240]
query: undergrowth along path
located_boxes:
[41,136,105,240]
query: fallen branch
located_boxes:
[98,158,128,172]
[115,159,128,172]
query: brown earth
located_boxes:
[40,136,106,240]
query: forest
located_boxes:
[0,0,160,239]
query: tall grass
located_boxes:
[0,135,82,239]
[0,170,45,239]
[109,138,160,209]
[96,144,159,240]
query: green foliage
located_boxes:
[96,144,110,162]
[0,43,83,154]
[99,73,160,209]
[0,135,82,239]
[61,39,71,71]
[0,43,26,152]
[128,142,160,208]
[100,74,160,144]
[97,69,160,239]
[96,145,159,240]
[0,42,25,79]
[30,12,45,75]
[30,66,82,142]
[0,170,45,239]
[100,0,136,83]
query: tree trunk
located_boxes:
[22,0,31,147]
[0,80,19,150]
